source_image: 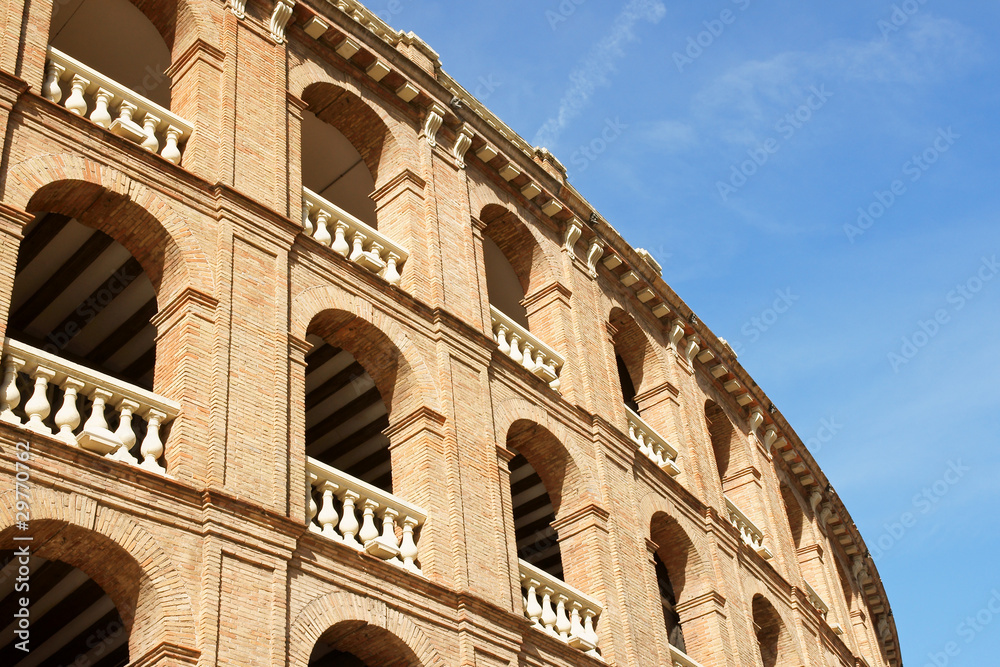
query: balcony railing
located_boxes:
[43,47,193,165]
[302,187,409,287]
[670,645,707,667]
[307,457,426,574]
[490,306,564,391]
[626,406,680,476]
[518,559,601,657]
[805,580,830,618]
[724,496,773,560]
[0,339,179,475]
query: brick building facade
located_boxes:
[0,1,900,665]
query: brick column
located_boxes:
[287,334,312,523]
[0,204,30,342]
[150,288,219,488]
[371,168,429,301]
[1,0,52,90]
[494,443,520,611]
[165,39,225,184]
[675,589,735,666]
[551,503,629,665]
[522,281,578,403]
[384,406,454,588]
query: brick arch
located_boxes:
[2,153,214,302]
[479,203,557,300]
[492,397,594,512]
[704,399,750,485]
[750,592,802,667]
[289,60,411,191]
[288,589,446,667]
[608,306,669,400]
[0,485,198,655]
[125,0,221,52]
[638,495,709,604]
[291,284,442,419]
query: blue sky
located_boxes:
[380,1,999,664]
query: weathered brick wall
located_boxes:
[0,0,897,666]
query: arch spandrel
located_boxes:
[289,588,446,667]
[2,153,215,302]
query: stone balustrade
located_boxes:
[670,645,707,667]
[724,496,774,560]
[307,457,427,574]
[302,187,409,287]
[0,339,180,475]
[43,47,193,165]
[805,580,830,618]
[518,559,602,657]
[626,406,680,476]
[490,306,564,391]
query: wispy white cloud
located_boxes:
[533,0,666,149]
[691,14,979,147]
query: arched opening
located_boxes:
[649,512,705,659]
[705,400,736,485]
[301,83,390,229]
[616,354,639,411]
[505,420,571,580]
[8,212,157,389]
[779,483,804,551]
[0,550,129,666]
[305,311,401,493]
[0,519,193,667]
[308,622,421,667]
[482,204,543,330]
[654,553,685,651]
[752,595,794,667]
[484,234,527,328]
[48,0,173,109]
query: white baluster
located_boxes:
[307,474,319,531]
[313,210,332,246]
[379,507,400,551]
[0,356,25,425]
[81,387,113,449]
[540,587,558,634]
[358,499,380,544]
[547,361,560,391]
[161,125,182,164]
[44,62,65,103]
[400,516,419,572]
[524,579,543,626]
[316,480,340,539]
[493,325,509,355]
[569,603,586,642]
[583,610,599,647]
[384,253,401,286]
[555,595,572,640]
[24,367,56,435]
[301,199,314,236]
[65,75,90,116]
[368,241,384,267]
[533,350,546,377]
[140,112,160,153]
[332,221,350,256]
[520,342,535,372]
[90,88,113,128]
[349,231,367,262]
[339,491,361,548]
[110,398,139,465]
[508,333,522,364]
[139,409,167,474]
[54,378,84,446]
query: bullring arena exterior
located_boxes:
[0,0,901,666]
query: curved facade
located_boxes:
[0,1,900,666]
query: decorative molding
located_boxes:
[453,124,474,167]
[564,218,583,251]
[586,238,605,277]
[227,0,246,18]
[269,0,296,43]
[423,103,446,147]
